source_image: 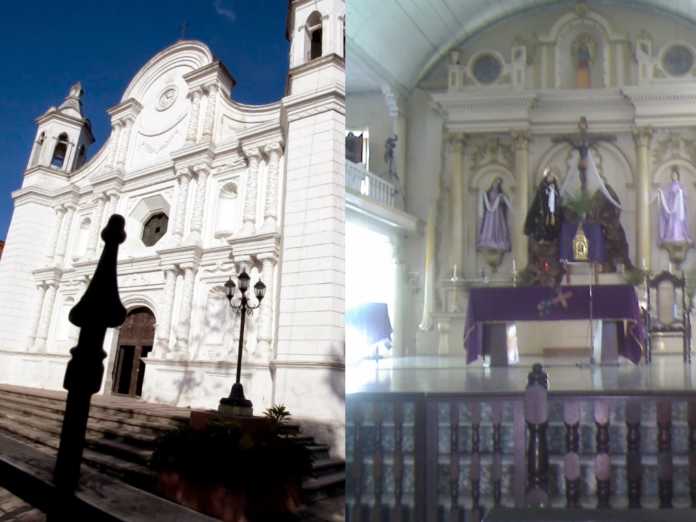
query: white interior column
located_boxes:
[54,204,76,266]
[448,132,466,273]
[86,194,106,259]
[186,89,203,144]
[512,130,530,268]
[419,206,437,331]
[201,84,218,141]
[241,148,261,236]
[256,254,276,360]
[156,266,178,357]
[27,283,47,350]
[173,168,192,243]
[188,164,210,243]
[46,206,67,263]
[34,282,58,352]
[174,264,195,357]
[261,143,282,233]
[390,237,406,357]
[634,127,653,270]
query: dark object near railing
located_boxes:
[526,363,549,508]
[644,270,692,364]
[52,215,127,514]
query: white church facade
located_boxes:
[0,0,345,451]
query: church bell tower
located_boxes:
[27,82,94,173]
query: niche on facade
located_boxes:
[127,194,171,249]
[214,181,241,238]
[72,217,91,261]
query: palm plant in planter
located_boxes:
[151,417,312,522]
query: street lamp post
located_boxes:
[218,269,266,416]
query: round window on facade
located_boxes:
[663,44,694,77]
[472,53,503,84]
[142,212,169,247]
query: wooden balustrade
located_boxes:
[347,364,696,519]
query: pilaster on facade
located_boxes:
[186,162,212,244]
[240,146,263,236]
[106,98,143,169]
[261,141,284,233]
[172,166,193,244]
[183,61,236,145]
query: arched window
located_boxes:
[306,11,323,61]
[51,133,69,169]
[215,182,240,235]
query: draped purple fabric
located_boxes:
[464,285,645,364]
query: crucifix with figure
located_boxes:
[551,117,616,195]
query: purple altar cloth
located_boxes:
[347,302,393,345]
[464,285,645,364]
[560,222,606,262]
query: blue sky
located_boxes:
[0,0,289,239]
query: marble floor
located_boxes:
[347,353,696,395]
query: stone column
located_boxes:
[174,264,196,357]
[188,164,210,242]
[512,131,530,268]
[448,132,466,272]
[46,206,67,263]
[173,168,192,243]
[186,88,203,144]
[108,122,122,167]
[54,204,76,266]
[390,238,407,357]
[68,278,88,345]
[419,206,437,331]
[34,282,58,352]
[156,266,178,357]
[201,84,218,141]
[27,283,47,349]
[116,118,133,169]
[86,194,107,259]
[261,143,282,233]
[241,148,261,236]
[634,127,653,271]
[256,254,276,360]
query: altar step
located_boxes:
[0,385,344,504]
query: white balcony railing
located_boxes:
[346,160,396,209]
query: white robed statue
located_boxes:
[655,167,692,246]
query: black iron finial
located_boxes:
[69,214,126,328]
[527,363,549,390]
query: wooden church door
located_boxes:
[112,307,155,397]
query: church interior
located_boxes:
[345,0,696,518]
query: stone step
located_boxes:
[0,388,185,434]
[311,457,345,476]
[302,471,346,503]
[0,415,155,492]
[0,395,159,448]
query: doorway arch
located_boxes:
[112,306,155,397]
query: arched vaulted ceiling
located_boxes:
[347,0,696,94]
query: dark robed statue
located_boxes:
[524,171,562,242]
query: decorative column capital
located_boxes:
[243,146,263,162]
[446,132,468,152]
[54,204,68,215]
[188,88,204,100]
[93,192,108,204]
[511,130,531,151]
[204,82,219,95]
[175,166,193,181]
[632,126,654,148]
[263,142,283,158]
[179,262,196,272]
[257,252,278,263]
[192,163,211,177]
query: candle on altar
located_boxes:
[512,258,517,274]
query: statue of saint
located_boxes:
[384,134,397,178]
[657,167,692,245]
[477,177,511,252]
[573,34,595,88]
[524,171,562,242]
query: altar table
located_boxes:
[464,285,645,364]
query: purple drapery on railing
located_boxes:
[560,222,606,262]
[347,302,393,345]
[464,285,645,364]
